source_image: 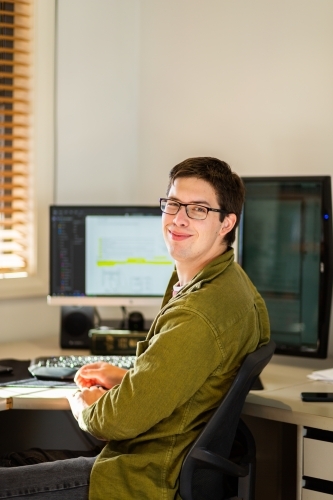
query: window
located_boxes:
[0,0,55,298]
[0,0,32,277]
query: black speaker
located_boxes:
[128,311,145,331]
[60,306,95,348]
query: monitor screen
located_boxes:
[238,176,333,358]
[48,206,175,307]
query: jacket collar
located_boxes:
[161,247,235,308]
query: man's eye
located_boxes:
[166,202,179,208]
[191,205,207,213]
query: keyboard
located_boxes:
[29,354,135,381]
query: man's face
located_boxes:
[162,176,229,275]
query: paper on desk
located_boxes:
[308,368,333,382]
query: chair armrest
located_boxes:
[191,448,249,477]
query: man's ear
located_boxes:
[219,213,237,236]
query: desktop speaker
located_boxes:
[60,306,95,349]
[128,311,145,331]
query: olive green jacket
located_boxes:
[80,248,270,499]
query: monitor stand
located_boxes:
[251,375,264,391]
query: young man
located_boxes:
[0,157,270,499]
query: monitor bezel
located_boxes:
[238,175,333,359]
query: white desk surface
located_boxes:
[246,354,333,431]
[2,335,333,431]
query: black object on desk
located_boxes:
[0,365,13,374]
[301,392,333,402]
[88,328,147,355]
[28,364,77,381]
[0,359,76,387]
[0,359,31,383]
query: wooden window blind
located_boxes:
[0,0,32,277]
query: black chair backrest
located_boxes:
[179,339,276,500]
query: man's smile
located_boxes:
[168,228,192,241]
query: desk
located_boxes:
[0,335,84,410]
[244,363,333,500]
[2,336,333,500]
[0,336,96,454]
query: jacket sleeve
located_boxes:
[78,306,223,441]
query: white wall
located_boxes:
[55,1,140,204]
[2,0,333,352]
[56,0,333,206]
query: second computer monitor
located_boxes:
[238,176,333,358]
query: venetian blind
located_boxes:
[0,0,32,277]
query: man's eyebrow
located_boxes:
[168,196,211,206]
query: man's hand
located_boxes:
[74,362,127,389]
[68,362,127,421]
[67,386,107,420]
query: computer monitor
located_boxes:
[238,176,333,358]
[47,205,175,308]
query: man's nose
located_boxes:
[173,205,189,224]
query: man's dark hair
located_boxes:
[167,157,245,246]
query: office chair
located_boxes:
[179,339,276,500]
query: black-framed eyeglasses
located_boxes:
[160,198,228,221]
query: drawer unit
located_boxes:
[304,437,333,481]
[302,428,333,499]
[303,491,333,500]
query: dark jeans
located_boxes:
[0,448,100,499]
